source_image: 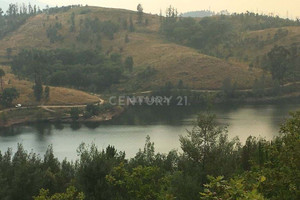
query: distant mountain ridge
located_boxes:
[182,10,215,18]
[182,10,230,18]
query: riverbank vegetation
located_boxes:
[0,102,121,127]
[0,111,299,200]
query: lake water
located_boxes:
[0,103,299,161]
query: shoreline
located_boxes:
[215,92,300,104]
[0,93,299,129]
[0,106,125,128]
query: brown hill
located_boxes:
[0,6,269,90]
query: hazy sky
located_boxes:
[6,0,300,19]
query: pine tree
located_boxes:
[0,69,5,91]
[137,4,143,24]
[69,12,75,32]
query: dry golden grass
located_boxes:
[0,6,269,90]
[0,6,159,55]
[103,32,268,89]
[1,66,99,106]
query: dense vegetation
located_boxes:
[76,17,119,42]
[11,49,132,92]
[161,7,300,53]
[0,111,299,200]
[262,45,300,83]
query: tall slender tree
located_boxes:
[0,69,5,92]
[44,86,50,100]
[124,56,134,71]
[34,77,43,101]
[137,4,144,24]
[129,17,135,32]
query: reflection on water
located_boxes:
[0,103,299,161]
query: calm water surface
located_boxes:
[0,103,299,160]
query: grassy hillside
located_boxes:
[232,26,300,63]
[0,6,270,90]
[0,66,99,106]
[114,33,266,90]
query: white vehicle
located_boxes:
[15,104,22,108]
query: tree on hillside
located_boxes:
[124,56,134,71]
[129,17,135,32]
[125,34,129,43]
[1,87,19,107]
[110,53,122,64]
[159,9,163,23]
[34,77,43,101]
[46,23,64,43]
[6,48,12,60]
[121,18,128,30]
[145,18,149,26]
[268,45,290,84]
[44,86,50,100]
[137,4,144,24]
[160,6,179,37]
[0,69,5,91]
[177,80,184,89]
[69,12,75,32]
